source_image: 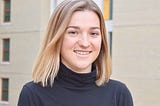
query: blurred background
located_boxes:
[0,0,160,106]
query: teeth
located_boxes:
[74,51,90,55]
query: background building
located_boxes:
[0,0,50,105]
[112,0,160,106]
[0,0,160,106]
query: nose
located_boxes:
[78,34,90,48]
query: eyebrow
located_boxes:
[67,26,100,30]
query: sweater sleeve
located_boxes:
[18,85,36,106]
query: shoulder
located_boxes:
[23,81,38,89]
[105,79,134,106]
[19,81,37,96]
[18,81,46,106]
[19,81,46,98]
[107,79,128,89]
[21,81,46,95]
[21,81,37,92]
[105,79,131,94]
[18,81,38,106]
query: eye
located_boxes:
[66,29,79,37]
[90,31,100,37]
[91,32,99,35]
[68,31,78,35]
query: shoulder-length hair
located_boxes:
[32,0,112,87]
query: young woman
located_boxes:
[18,0,133,106]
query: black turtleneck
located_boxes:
[55,63,97,89]
[18,63,133,106]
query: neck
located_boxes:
[61,61,92,74]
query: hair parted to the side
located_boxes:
[32,0,112,87]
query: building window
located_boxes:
[3,0,11,22]
[2,38,10,62]
[108,32,112,57]
[104,0,113,20]
[104,0,113,56]
[1,78,9,101]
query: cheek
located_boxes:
[93,39,102,51]
[61,37,76,50]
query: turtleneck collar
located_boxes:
[55,63,97,89]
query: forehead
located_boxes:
[68,10,100,27]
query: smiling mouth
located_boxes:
[74,50,92,55]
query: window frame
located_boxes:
[2,38,10,62]
[3,0,11,23]
[1,78,9,102]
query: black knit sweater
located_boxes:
[18,63,133,106]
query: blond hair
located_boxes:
[32,0,112,87]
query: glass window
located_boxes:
[3,0,11,22]
[1,78,9,101]
[2,38,10,62]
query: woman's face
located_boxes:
[61,10,102,73]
